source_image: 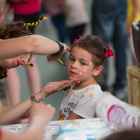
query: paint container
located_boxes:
[96,92,140,130]
[43,125,61,140]
[56,119,112,140]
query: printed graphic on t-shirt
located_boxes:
[58,111,65,120]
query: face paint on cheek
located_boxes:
[89,62,92,65]
[83,69,87,76]
[83,69,87,72]
[79,72,83,76]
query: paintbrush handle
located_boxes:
[57,58,64,65]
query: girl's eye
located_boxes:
[70,58,75,61]
[81,62,86,65]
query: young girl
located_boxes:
[58,34,113,120]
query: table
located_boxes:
[0,118,113,140]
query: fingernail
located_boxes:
[47,104,52,108]
[51,107,55,110]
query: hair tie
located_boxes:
[105,45,114,58]
[74,36,82,43]
[24,16,47,27]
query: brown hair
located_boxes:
[72,34,107,84]
[104,129,140,140]
[0,21,31,80]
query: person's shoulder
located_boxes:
[87,84,102,92]
[83,85,103,98]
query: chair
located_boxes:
[126,65,140,108]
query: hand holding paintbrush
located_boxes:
[47,42,70,67]
[47,55,67,68]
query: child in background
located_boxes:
[58,34,112,120]
[64,0,89,45]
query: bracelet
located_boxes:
[51,41,64,58]
[64,86,71,91]
[30,94,39,104]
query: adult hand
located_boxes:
[29,102,55,126]
[47,43,71,62]
[127,26,132,36]
[63,43,71,53]
[41,78,80,98]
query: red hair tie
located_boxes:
[105,45,114,58]
[74,36,82,43]
[74,39,78,43]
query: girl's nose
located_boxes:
[71,61,77,68]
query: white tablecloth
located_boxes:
[0,118,113,140]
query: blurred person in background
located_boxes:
[0,0,6,98]
[63,0,89,45]
[42,0,69,44]
[91,0,128,99]
[0,0,42,123]
[127,0,140,65]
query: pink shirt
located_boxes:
[13,0,41,15]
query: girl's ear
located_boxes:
[92,65,103,76]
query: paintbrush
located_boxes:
[57,58,67,68]
[27,62,33,67]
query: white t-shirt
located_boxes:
[58,85,103,120]
[65,0,89,27]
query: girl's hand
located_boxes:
[41,78,80,98]
[47,43,71,62]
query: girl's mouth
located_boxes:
[17,60,20,66]
[70,71,76,75]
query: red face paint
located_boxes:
[17,60,20,67]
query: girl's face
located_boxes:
[67,46,96,83]
[0,54,34,69]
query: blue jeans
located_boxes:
[52,13,68,43]
[92,0,127,91]
[68,23,86,45]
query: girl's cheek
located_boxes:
[79,68,88,77]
